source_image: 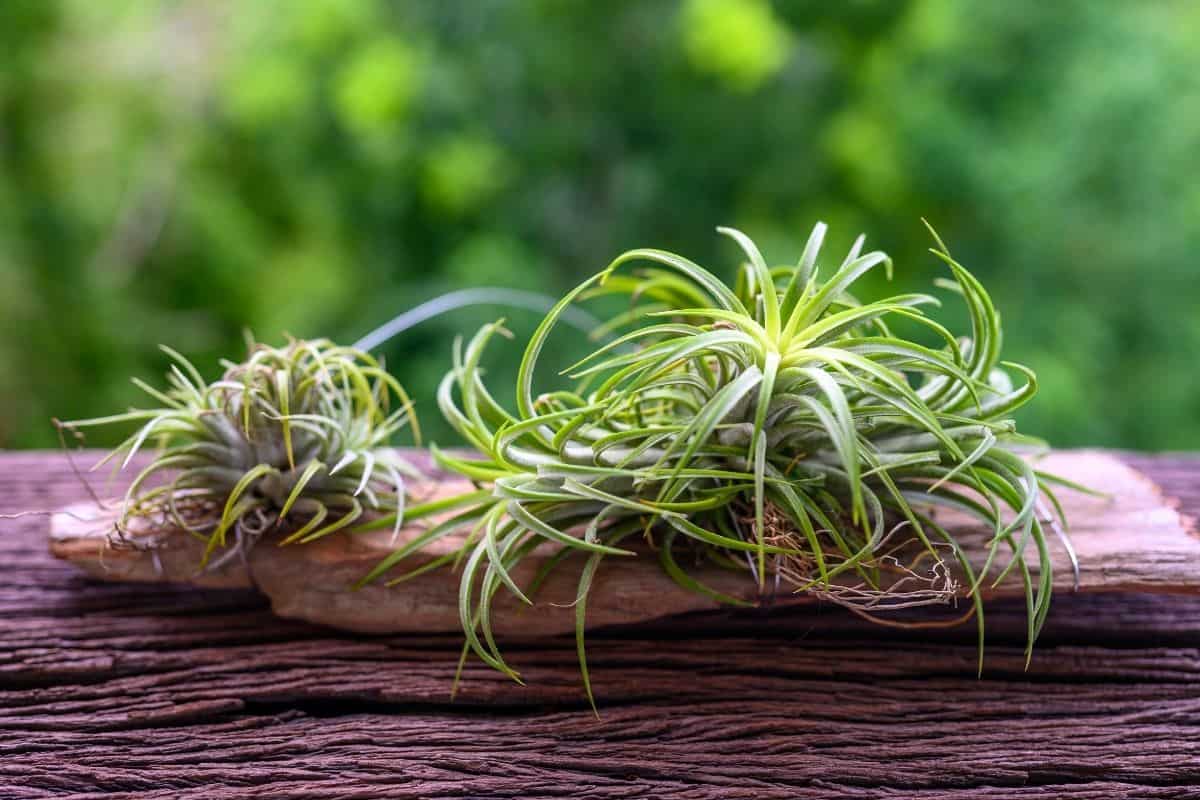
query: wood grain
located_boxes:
[3,450,1200,798]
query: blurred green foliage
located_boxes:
[1,0,1197,450]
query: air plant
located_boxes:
[62,337,421,567]
[56,288,598,571]
[361,222,1081,709]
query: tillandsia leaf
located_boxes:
[779,220,827,319]
[62,337,421,566]
[365,220,1078,706]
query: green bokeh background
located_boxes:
[2,0,1197,451]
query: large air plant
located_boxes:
[362,222,1079,707]
[63,338,421,567]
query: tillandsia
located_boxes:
[361,221,1083,708]
[61,337,422,568]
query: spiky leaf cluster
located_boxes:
[364,223,1080,706]
[65,338,421,564]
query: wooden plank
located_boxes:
[47,450,1200,635]
[2,451,1199,798]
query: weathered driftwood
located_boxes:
[48,449,1200,637]
[4,451,1200,797]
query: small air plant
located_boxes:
[362,222,1081,709]
[62,337,421,568]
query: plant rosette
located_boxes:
[358,222,1084,708]
[61,338,425,571]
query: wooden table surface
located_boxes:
[3,451,1199,799]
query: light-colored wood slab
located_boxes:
[49,450,1199,635]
